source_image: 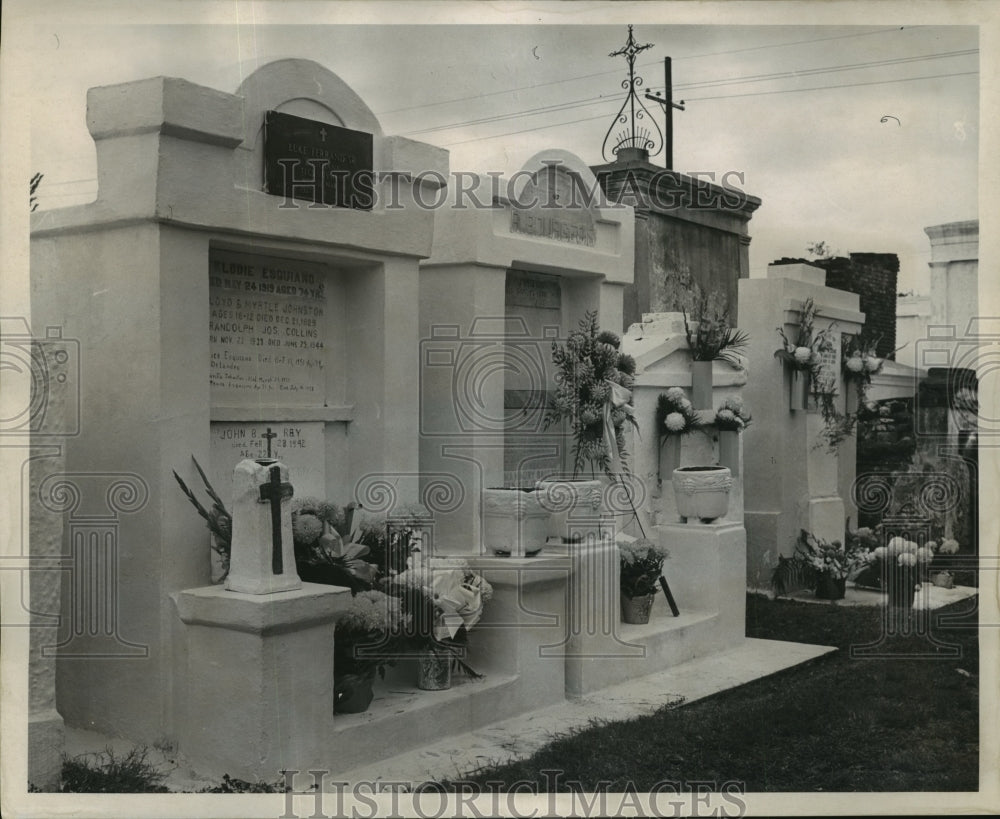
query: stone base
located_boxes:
[28,708,65,791]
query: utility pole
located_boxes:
[644,57,685,170]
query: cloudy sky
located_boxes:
[6,2,987,294]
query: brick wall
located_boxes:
[771,253,899,359]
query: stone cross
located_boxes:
[225,458,301,595]
[258,463,293,574]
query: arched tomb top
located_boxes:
[236,58,384,152]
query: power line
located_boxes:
[684,69,977,103]
[405,48,977,137]
[377,26,912,118]
[440,69,978,147]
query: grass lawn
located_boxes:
[444,594,979,793]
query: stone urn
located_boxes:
[671,465,732,523]
[482,488,547,557]
[535,478,605,543]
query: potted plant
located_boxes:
[682,288,749,409]
[713,396,752,476]
[655,387,701,480]
[333,590,403,714]
[389,556,492,690]
[618,538,671,624]
[541,309,639,542]
[786,529,869,600]
[774,297,835,412]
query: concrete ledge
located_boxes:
[335,637,836,785]
[172,582,351,634]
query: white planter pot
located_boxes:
[535,478,605,543]
[672,465,732,523]
[482,489,548,556]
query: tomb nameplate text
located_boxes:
[263,110,374,210]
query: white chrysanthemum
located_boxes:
[916,547,934,563]
[870,546,887,561]
[897,552,918,568]
[793,346,812,364]
[939,538,960,555]
[863,356,882,373]
[902,539,919,553]
[887,536,907,555]
[716,409,737,424]
[679,397,693,411]
[664,412,686,432]
[845,355,865,373]
[723,396,745,413]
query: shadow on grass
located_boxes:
[440,594,979,793]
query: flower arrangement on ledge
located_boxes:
[389,556,493,688]
[682,287,749,367]
[619,537,671,624]
[655,387,701,481]
[772,529,868,600]
[714,396,752,431]
[774,297,834,375]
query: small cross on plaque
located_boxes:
[319,127,327,142]
[262,427,277,459]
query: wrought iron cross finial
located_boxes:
[262,427,277,459]
[602,24,664,162]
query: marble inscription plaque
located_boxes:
[209,422,325,499]
[209,249,327,407]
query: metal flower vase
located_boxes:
[621,593,655,624]
[691,360,714,410]
[790,369,810,411]
[417,651,452,691]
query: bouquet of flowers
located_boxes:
[793,530,867,581]
[619,538,671,599]
[389,556,493,677]
[290,498,379,591]
[657,387,700,438]
[173,456,233,581]
[855,535,941,591]
[682,287,749,366]
[544,310,639,477]
[774,297,836,376]
[714,396,752,432]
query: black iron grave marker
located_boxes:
[263,110,374,210]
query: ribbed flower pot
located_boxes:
[672,465,732,523]
[482,488,547,557]
[535,478,604,543]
